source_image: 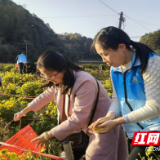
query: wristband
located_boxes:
[20,110,26,116]
[44,132,50,141]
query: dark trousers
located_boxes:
[73,150,85,160]
[18,62,24,74]
[127,138,160,160]
[62,146,85,160]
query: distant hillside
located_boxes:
[0,0,65,63]
[58,33,101,61]
[0,0,99,63]
[140,29,160,54]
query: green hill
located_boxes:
[140,29,160,54]
[0,0,100,63]
[0,0,64,63]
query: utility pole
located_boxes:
[118,12,123,29]
[24,40,31,61]
[26,42,28,58]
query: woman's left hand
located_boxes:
[93,120,118,134]
[92,117,126,134]
[89,116,112,130]
[31,132,53,148]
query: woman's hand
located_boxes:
[88,116,111,130]
[88,112,116,130]
[92,119,118,133]
[89,116,126,134]
[14,108,31,121]
[31,131,54,148]
[14,111,25,121]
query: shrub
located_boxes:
[99,64,110,70]
[0,97,29,119]
[21,81,43,96]
[103,78,113,97]
[3,64,14,72]
[81,64,98,70]
[3,83,17,95]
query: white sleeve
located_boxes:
[108,71,121,118]
[124,55,160,123]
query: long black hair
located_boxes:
[91,26,154,74]
[37,50,83,94]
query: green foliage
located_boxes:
[103,78,113,97]
[0,147,61,160]
[58,33,100,62]
[3,83,17,94]
[0,0,64,63]
[31,101,58,135]
[81,64,99,70]
[30,101,62,157]
[140,29,160,51]
[0,1,100,63]
[0,69,61,157]
[0,97,29,119]
[80,64,110,71]
[0,63,14,71]
[138,146,160,160]
[0,69,42,88]
[154,49,160,55]
[21,81,43,96]
[3,64,14,71]
[99,64,110,70]
[0,62,112,158]
[84,68,110,80]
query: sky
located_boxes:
[12,0,160,42]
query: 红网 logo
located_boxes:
[132,132,160,145]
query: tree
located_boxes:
[140,29,160,52]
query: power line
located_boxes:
[97,0,153,32]
[98,0,119,15]
[134,20,160,27]
[123,14,152,31]
[41,14,117,18]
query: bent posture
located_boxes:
[14,50,128,160]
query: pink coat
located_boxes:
[28,71,128,160]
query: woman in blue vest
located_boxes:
[90,26,160,159]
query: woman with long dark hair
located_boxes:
[90,26,160,159]
[14,50,128,160]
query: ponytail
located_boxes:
[130,40,154,74]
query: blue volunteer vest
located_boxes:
[17,54,27,64]
[111,52,160,138]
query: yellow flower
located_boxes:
[54,106,57,110]
[2,100,5,103]
[50,110,54,114]
[46,110,49,115]
[146,145,154,156]
[9,152,18,160]
[93,127,105,131]
[21,101,25,104]
[40,148,46,153]
[0,149,8,156]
